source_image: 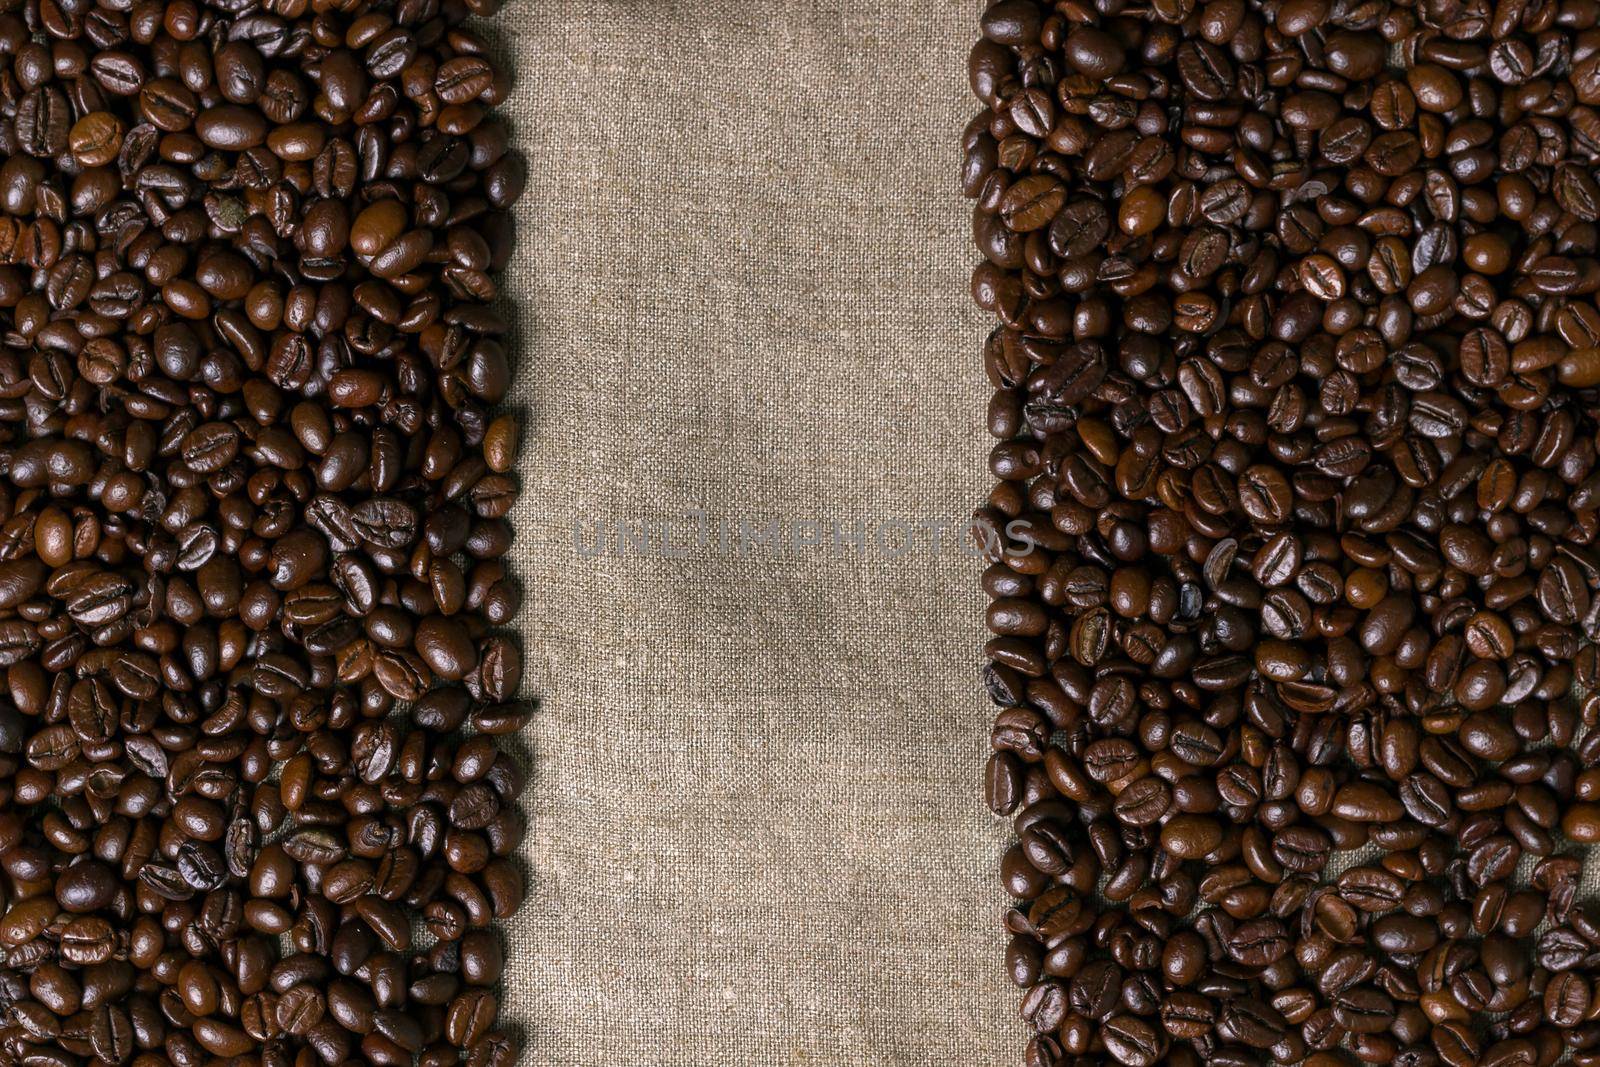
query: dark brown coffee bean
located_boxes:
[1101,1014,1162,1066]
[0,0,531,1057]
[955,3,1600,1063]
[1000,175,1068,233]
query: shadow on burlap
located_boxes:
[484,2,1023,1064]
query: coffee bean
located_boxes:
[999,175,1067,233]
[1101,1014,1162,1066]
[971,1,1600,1060]
[0,2,529,1063]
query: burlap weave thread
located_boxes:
[494,3,1023,1064]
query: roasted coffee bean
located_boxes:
[0,2,529,1064]
[968,1,1600,1062]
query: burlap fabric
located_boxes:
[492,2,1024,1063]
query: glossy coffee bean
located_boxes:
[0,1,529,1064]
[968,0,1600,1062]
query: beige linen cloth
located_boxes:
[491,1,1024,1063]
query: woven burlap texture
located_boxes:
[494,2,1023,1064]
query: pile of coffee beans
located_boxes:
[0,0,529,1062]
[968,0,1600,1063]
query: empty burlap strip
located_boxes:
[489,2,1025,1063]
